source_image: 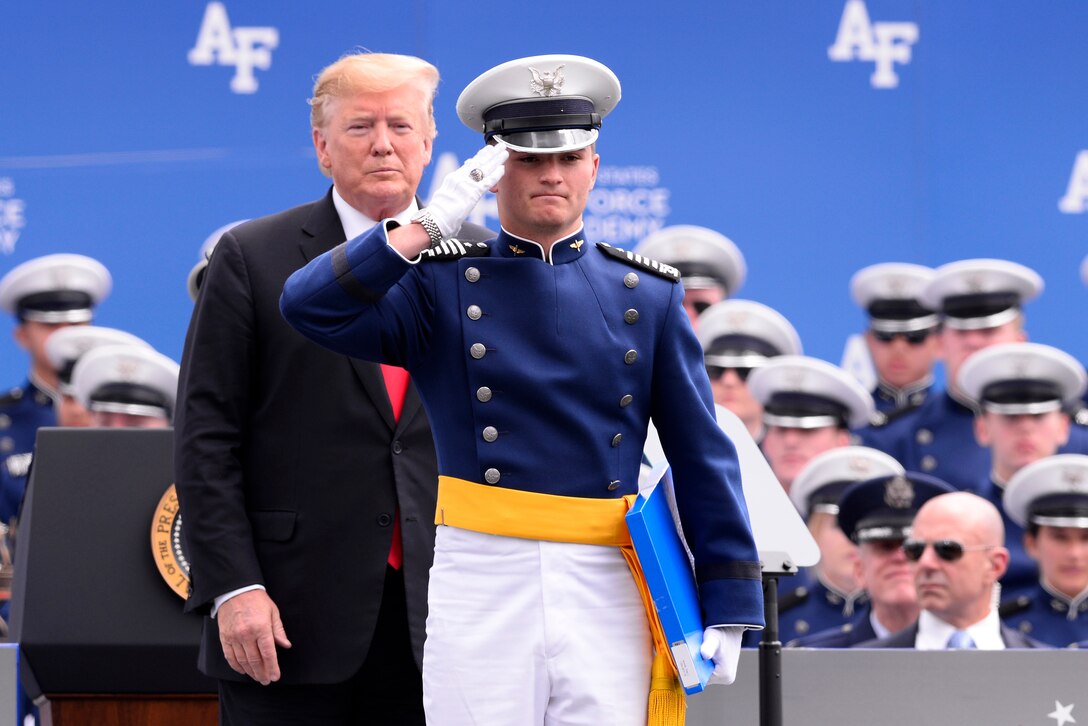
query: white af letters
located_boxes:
[828,0,918,89]
[1059,151,1088,214]
[188,2,279,94]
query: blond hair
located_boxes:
[309,52,439,138]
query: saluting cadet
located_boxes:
[695,299,802,440]
[857,258,1041,492]
[281,55,763,726]
[634,225,745,326]
[789,471,953,648]
[747,355,874,494]
[999,455,1088,647]
[957,342,1086,596]
[0,254,111,458]
[770,446,902,643]
[849,263,940,414]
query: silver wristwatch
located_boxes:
[411,209,444,249]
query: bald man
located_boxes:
[856,492,1043,649]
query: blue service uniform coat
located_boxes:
[786,604,878,648]
[858,392,1088,493]
[856,391,986,492]
[1001,584,1088,647]
[745,569,867,645]
[0,380,56,457]
[280,226,765,628]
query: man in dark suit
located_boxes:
[174,52,491,724]
[855,491,1045,649]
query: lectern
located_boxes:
[7,428,216,726]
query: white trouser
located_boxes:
[423,525,652,726]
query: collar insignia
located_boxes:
[570,239,584,250]
[509,244,525,255]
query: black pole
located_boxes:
[758,575,782,726]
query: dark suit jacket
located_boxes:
[853,620,1048,649]
[174,189,491,683]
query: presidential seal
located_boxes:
[150,484,190,599]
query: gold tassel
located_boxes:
[647,651,686,726]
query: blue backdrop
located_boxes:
[2,0,1086,386]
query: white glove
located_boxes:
[699,625,744,686]
[425,143,509,237]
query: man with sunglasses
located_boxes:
[957,342,1086,597]
[694,300,802,440]
[999,455,1088,646]
[789,471,954,647]
[856,491,1043,648]
[634,225,746,327]
[858,259,1042,492]
[849,263,940,415]
[747,355,875,494]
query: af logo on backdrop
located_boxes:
[1058,151,1088,214]
[188,2,279,94]
[0,178,26,255]
[828,0,919,89]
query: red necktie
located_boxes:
[380,364,410,570]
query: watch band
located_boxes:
[412,210,444,249]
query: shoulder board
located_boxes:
[998,594,1032,619]
[5,452,32,478]
[419,239,490,261]
[778,585,809,613]
[871,401,923,428]
[595,243,680,283]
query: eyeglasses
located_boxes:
[706,365,753,382]
[901,539,995,562]
[871,328,934,345]
[691,301,714,316]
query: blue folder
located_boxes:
[626,462,713,694]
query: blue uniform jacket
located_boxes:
[856,391,985,492]
[280,225,764,628]
[858,391,1088,493]
[1001,583,1088,648]
[0,379,56,457]
[786,605,877,648]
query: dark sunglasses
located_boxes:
[902,539,995,562]
[691,301,714,315]
[871,328,933,345]
[706,365,753,382]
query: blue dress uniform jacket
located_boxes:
[786,605,877,648]
[856,391,984,492]
[1000,584,1088,647]
[0,452,31,525]
[0,380,56,457]
[280,226,765,628]
[768,569,868,644]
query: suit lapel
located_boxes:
[299,189,397,430]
